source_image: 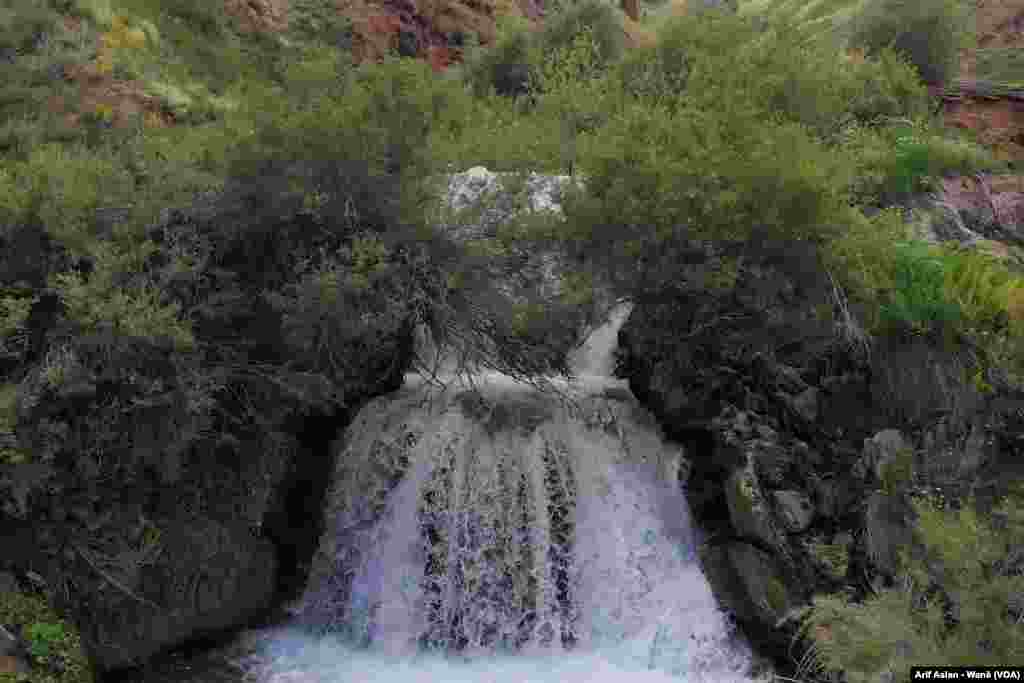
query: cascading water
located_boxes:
[240,303,758,683]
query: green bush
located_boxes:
[612,11,928,139]
[801,491,1024,681]
[611,16,696,107]
[822,206,913,312]
[536,0,625,78]
[529,27,622,173]
[847,0,970,86]
[0,0,58,55]
[888,132,934,196]
[564,95,853,297]
[941,246,1024,332]
[844,47,932,126]
[26,621,66,659]
[837,120,999,205]
[461,22,539,99]
[877,241,962,337]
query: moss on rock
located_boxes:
[0,589,93,683]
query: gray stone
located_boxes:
[0,572,17,596]
[857,429,912,484]
[0,623,30,675]
[75,516,277,673]
[772,490,815,533]
[811,477,839,519]
[788,387,819,424]
[700,541,795,627]
[864,491,916,576]
[725,455,784,550]
[772,363,809,394]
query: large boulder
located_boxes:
[0,184,417,676]
[74,517,278,671]
[614,238,1013,674]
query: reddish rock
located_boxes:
[941,92,1024,161]
[427,44,457,71]
[366,12,401,35]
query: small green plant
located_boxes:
[889,132,933,196]
[764,575,788,613]
[25,621,66,659]
[942,246,1024,331]
[0,589,92,683]
[0,382,17,428]
[879,446,915,495]
[846,0,970,86]
[877,241,961,337]
[811,538,851,577]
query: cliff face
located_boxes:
[616,265,1024,675]
[613,185,1024,673]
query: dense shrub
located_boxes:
[876,241,962,338]
[536,0,625,78]
[801,489,1024,681]
[846,0,969,86]
[563,95,853,298]
[221,56,583,380]
[461,14,540,99]
[822,206,913,312]
[611,11,929,140]
[611,18,694,106]
[843,47,933,125]
[837,121,1001,205]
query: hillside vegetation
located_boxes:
[1,0,1022,680]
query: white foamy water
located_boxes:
[246,302,758,683]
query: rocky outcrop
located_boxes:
[0,183,417,675]
[615,238,1023,672]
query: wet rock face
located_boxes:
[76,517,278,672]
[0,184,417,677]
[612,247,1015,673]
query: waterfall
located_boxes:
[248,303,757,683]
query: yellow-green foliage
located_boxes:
[818,206,911,317]
[802,493,1024,681]
[878,446,914,495]
[536,0,626,75]
[0,589,93,683]
[52,274,194,351]
[975,48,1024,88]
[50,242,194,350]
[1,144,135,258]
[529,27,622,173]
[836,119,1001,204]
[0,383,16,432]
[845,0,971,86]
[0,382,23,466]
[941,246,1024,333]
[0,295,34,339]
[764,574,788,613]
[811,538,851,576]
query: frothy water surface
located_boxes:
[131,303,758,683]
[275,302,756,682]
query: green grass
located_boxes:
[974,48,1024,88]
[0,589,93,683]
